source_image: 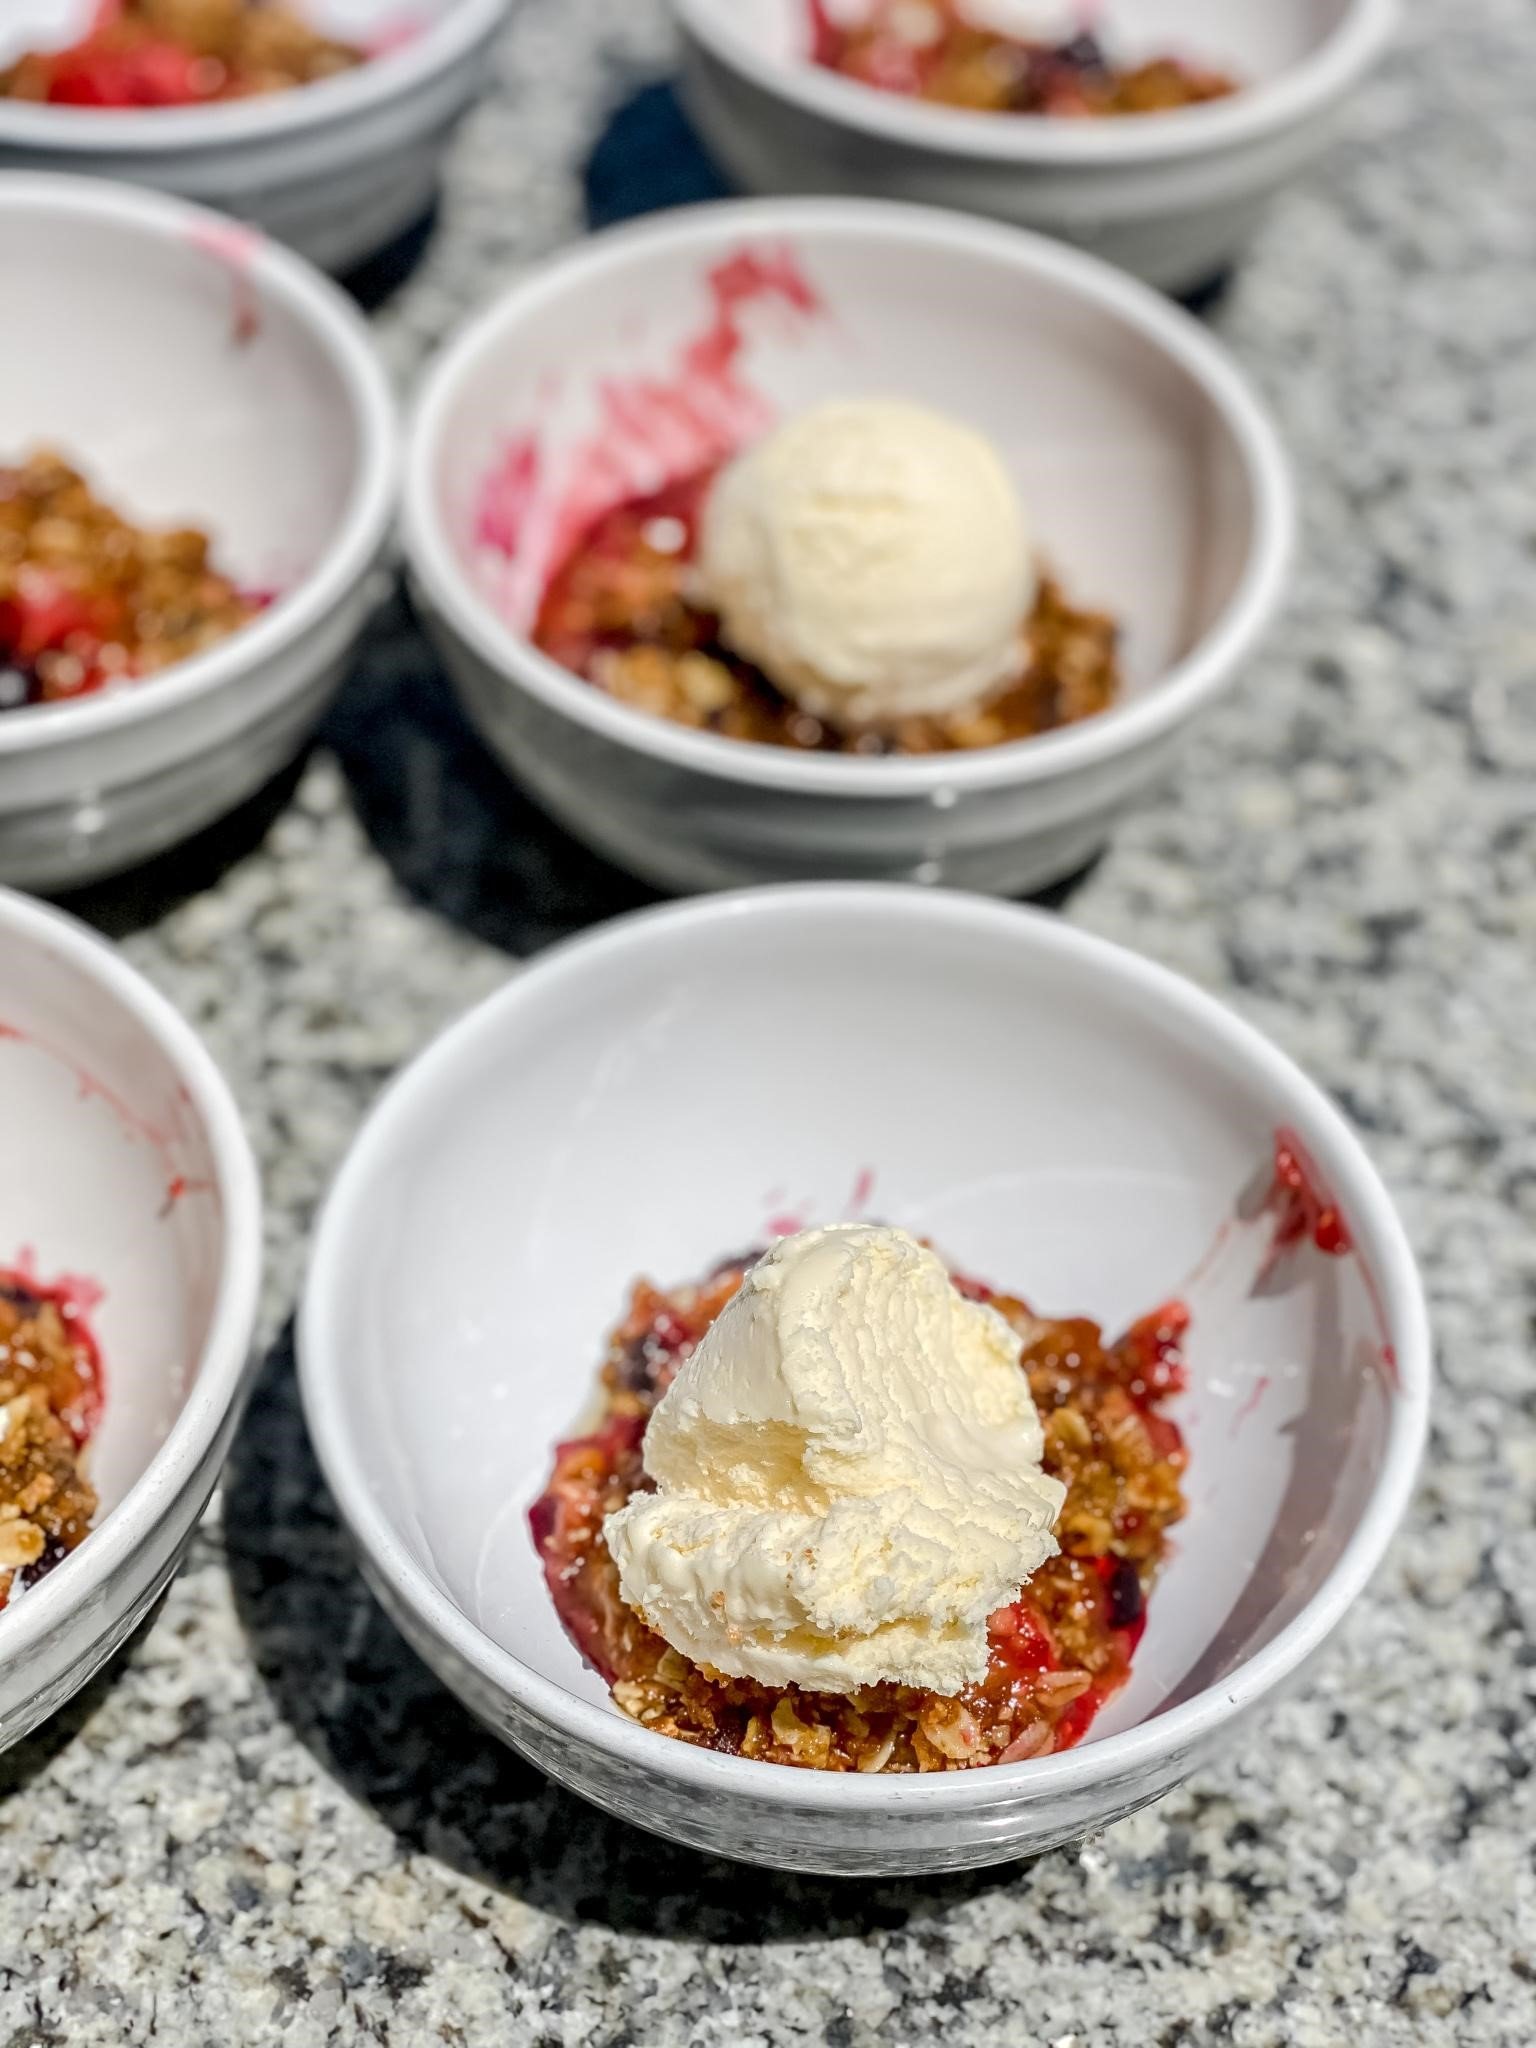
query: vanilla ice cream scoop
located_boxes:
[602,1224,1064,1696]
[696,398,1034,728]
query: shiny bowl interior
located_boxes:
[301,886,1428,1871]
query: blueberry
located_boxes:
[1057,31,1109,75]
[16,1534,72,1594]
[1107,1557,1145,1630]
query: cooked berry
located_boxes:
[0,451,257,712]
[1,1,365,108]
[1106,1556,1145,1631]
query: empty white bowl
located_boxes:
[404,197,1291,896]
[301,885,1429,1876]
[0,174,396,892]
[0,0,513,272]
[0,887,261,1753]
[674,0,1398,293]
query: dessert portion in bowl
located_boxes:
[807,1,1238,117]
[532,1223,1188,1773]
[0,0,366,107]
[533,396,1120,755]
[0,449,260,713]
[673,5,1396,296]
[409,200,1290,891]
[0,4,512,274]
[0,1267,104,1609]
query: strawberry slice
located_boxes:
[47,37,211,107]
[989,1598,1059,1676]
[1,569,104,661]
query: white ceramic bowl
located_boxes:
[673,0,1398,293]
[0,174,396,892]
[301,885,1429,1876]
[404,197,1291,896]
[0,0,512,272]
[0,888,261,1753]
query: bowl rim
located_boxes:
[0,886,263,1666]
[0,0,511,152]
[299,882,1432,1817]
[672,0,1399,167]
[402,195,1295,799]
[0,172,399,762]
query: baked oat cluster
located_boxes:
[0,0,365,107]
[0,450,258,711]
[0,1277,102,1610]
[531,1252,1188,1773]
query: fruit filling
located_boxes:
[809,2,1238,117]
[0,451,260,712]
[0,0,365,107]
[0,1272,103,1610]
[531,1245,1188,1772]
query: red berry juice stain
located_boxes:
[475,436,542,558]
[160,1174,214,1217]
[366,12,425,57]
[472,244,824,620]
[2,1015,215,1218]
[1228,1373,1271,1438]
[1202,1127,1398,1391]
[73,1064,167,1151]
[4,1018,165,1148]
[755,1168,876,1242]
[185,220,265,348]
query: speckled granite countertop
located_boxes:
[2,0,1533,2040]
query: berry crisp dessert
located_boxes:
[531,1241,1188,1774]
[0,450,259,713]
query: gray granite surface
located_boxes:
[3,0,1535,2040]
